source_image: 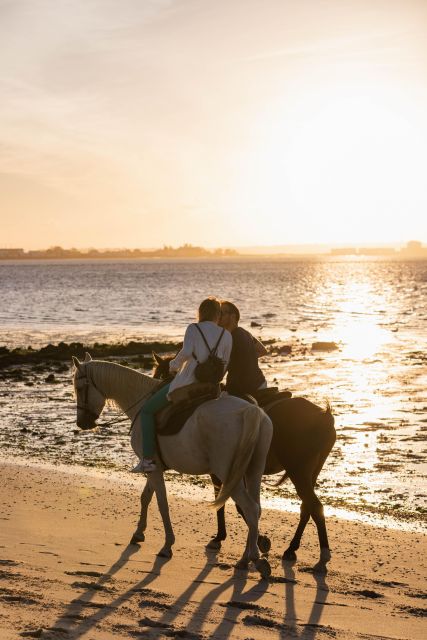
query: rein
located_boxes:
[76,365,158,430]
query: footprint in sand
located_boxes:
[132,587,170,600]
[65,570,105,578]
[137,619,203,639]
[70,581,114,592]
[219,601,264,612]
[242,614,283,630]
[352,589,384,599]
[138,598,172,612]
[2,594,39,606]
[399,605,427,617]
[73,599,108,609]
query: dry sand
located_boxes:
[0,460,425,640]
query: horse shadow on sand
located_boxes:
[44,546,329,639]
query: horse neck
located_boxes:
[89,361,159,418]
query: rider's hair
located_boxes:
[198,297,221,322]
[221,300,240,322]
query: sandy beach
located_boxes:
[0,460,425,640]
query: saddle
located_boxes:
[155,383,220,437]
[235,386,292,411]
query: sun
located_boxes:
[229,79,427,246]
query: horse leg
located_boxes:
[206,474,270,554]
[283,473,330,564]
[130,478,154,544]
[282,502,310,561]
[206,474,226,550]
[232,482,271,580]
[150,471,176,558]
[243,463,272,557]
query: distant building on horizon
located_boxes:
[401,240,427,257]
[0,248,24,258]
[329,240,426,258]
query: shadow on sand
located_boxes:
[45,546,329,639]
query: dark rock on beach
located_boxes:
[276,344,292,355]
[0,340,181,369]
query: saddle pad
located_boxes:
[155,393,217,437]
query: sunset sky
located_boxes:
[1,0,427,249]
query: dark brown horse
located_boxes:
[152,353,336,563]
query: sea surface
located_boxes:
[0,258,426,530]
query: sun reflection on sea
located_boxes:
[331,280,391,360]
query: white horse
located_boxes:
[72,354,273,578]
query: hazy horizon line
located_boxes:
[1,240,425,255]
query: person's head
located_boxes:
[198,297,221,323]
[219,300,240,331]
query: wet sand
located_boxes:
[1,340,426,526]
[0,460,425,639]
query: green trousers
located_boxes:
[140,383,171,458]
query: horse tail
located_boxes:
[273,472,289,487]
[212,404,262,510]
[322,399,336,440]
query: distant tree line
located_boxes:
[0,244,238,260]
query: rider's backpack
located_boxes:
[193,325,226,384]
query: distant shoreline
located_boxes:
[1,240,426,260]
[1,254,427,262]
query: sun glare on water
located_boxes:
[333,290,391,362]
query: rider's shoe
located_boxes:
[131,458,157,473]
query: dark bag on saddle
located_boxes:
[193,325,226,384]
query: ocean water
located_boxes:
[0,258,426,529]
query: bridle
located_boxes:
[75,364,162,430]
[75,368,102,422]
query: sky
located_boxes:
[1,0,427,250]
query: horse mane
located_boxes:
[88,360,160,411]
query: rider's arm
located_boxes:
[222,330,233,371]
[253,335,268,358]
[169,324,195,372]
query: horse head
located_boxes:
[152,351,173,381]
[72,353,106,430]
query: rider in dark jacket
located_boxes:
[219,301,267,396]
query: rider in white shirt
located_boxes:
[132,297,232,473]
[168,317,232,397]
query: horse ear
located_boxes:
[72,356,82,370]
[84,352,92,362]
[152,351,163,365]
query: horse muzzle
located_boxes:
[76,411,98,430]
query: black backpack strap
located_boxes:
[212,328,225,355]
[194,324,214,354]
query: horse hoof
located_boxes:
[206,538,221,551]
[313,561,328,574]
[255,557,271,579]
[320,548,331,563]
[235,559,249,570]
[157,548,173,559]
[282,549,297,562]
[257,535,271,555]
